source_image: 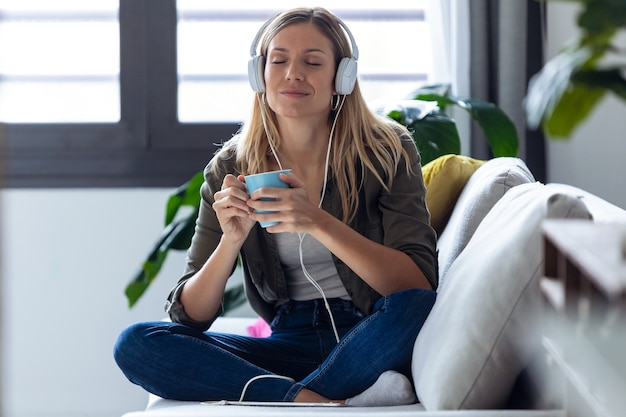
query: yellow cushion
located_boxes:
[422,154,486,234]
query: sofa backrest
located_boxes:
[544,183,626,224]
[415,166,626,411]
[413,182,594,410]
[437,157,535,283]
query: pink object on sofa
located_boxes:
[246,317,272,338]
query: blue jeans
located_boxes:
[114,288,436,402]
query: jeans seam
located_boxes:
[283,382,305,401]
[301,297,387,391]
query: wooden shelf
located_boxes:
[541,219,626,417]
[543,220,626,299]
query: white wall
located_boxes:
[545,2,626,209]
[0,188,250,417]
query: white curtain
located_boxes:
[427,0,472,154]
[426,0,547,179]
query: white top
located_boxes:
[274,232,351,301]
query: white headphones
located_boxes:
[247,13,359,95]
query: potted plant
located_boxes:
[124,170,246,310]
[125,83,519,309]
[383,83,519,165]
[525,0,626,138]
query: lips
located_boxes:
[281,89,309,98]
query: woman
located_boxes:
[114,7,438,406]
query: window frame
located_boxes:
[3,0,234,188]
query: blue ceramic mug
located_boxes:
[244,169,292,227]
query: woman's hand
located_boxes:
[248,171,432,294]
[180,174,252,323]
[212,174,256,243]
[247,172,324,233]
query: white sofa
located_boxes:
[121,157,626,417]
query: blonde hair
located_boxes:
[214,7,414,223]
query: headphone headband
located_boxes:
[248,12,359,95]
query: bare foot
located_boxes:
[294,388,344,404]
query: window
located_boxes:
[176,1,431,122]
[0,0,120,123]
[1,0,432,188]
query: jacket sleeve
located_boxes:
[380,135,439,290]
[164,155,237,331]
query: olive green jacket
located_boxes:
[165,135,438,331]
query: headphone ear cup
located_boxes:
[335,57,358,95]
[248,55,266,93]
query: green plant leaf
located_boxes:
[577,0,626,36]
[142,244,169,279]
[125,279,151,309]
[125,211,197,307]
[124,217,194,307]
[414,93,457,112]
[461,99,519,157]
[165,171,204,226]
[573,68,626,100]
[126,170,204,306]
[408,111,461,165]
[167,211,199,250]
[410,84,452,109]
[386,109,405,124]
[525,45,595,130]
[544,81,606,138]
[223,285,247,315]
[383,100,438,126]
[411,93,518,158]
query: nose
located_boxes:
[286,61,304,81]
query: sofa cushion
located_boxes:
[421,154,486,234]
[437,157,535,283]
[412,182,592,410]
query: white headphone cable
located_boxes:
[238,374,296,402]
[296,94,346,344]
[258,94,284,171]
[257,93,347,345]
[238,96,346,404]
[319,94,345,206]
[297,233,340,343]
